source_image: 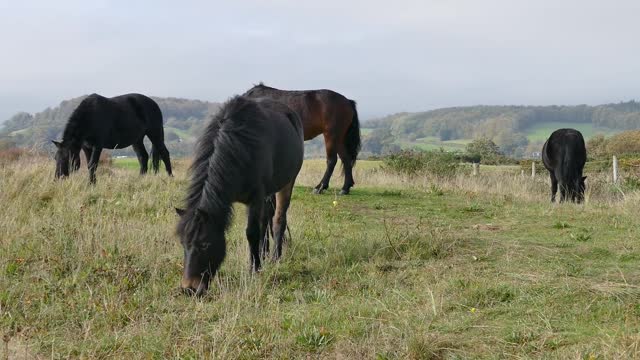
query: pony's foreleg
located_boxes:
[260,194,276,259]
[246,201,265,272]
[87,147,102,184]
[273,181,295,260]
[70,149,81,172]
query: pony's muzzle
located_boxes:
[181,276,209,297]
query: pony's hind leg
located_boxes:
[314,138,337,194]
[550,172,558,203]
[147,131,173,176]
[246,200,265,272]
[132,141,149,175]
[273,181,295,261]
[151,145,161,173]
[337,147,355,195]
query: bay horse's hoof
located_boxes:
[313,187,325,194]
[339,189,350,195]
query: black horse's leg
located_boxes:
[87,147,102,184]
[132,141,149,175]
[82,145,92,165]
[272,182,295,261]
[70,148,81,173]
[559,183,567,203]
[314,138,338,194]
[260,194,276,259]
[246,200,265,272]
[150,145,161,174]
[148,133,173,176]
[550,172,558,203]
[337,147,354,195]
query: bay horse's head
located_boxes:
[175,207,225,297]
[52,140,79,179]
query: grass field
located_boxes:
[2,157,640,358]
[524,122,619,142]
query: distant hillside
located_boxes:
[361,101,640,157]
[4,98,640,159]
[0,95,221,157]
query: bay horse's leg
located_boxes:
[272,181,295,261]
[337,147,355,195]
[132,141,149,175]
[87,147,102,184]
[550,172,558,203]
[246,200,265,272]
[314,138,337,194]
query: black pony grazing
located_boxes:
[244,83,361,195]
[542,128,587,203]
[53,93,172,183]
[176,96,304,296]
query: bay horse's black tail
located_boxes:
[344,99,361,169]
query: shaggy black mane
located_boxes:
[177,96,260,240]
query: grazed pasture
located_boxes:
[1,157,639,358]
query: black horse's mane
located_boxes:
[62,95,96,143]
[177,96,260,240]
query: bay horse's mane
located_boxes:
[177,96,260,242]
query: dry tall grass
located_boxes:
[1,157,639,358]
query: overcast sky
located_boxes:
[1,0,640,122]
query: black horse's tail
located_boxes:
[344,99,361,169]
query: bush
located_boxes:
[383,149,459,177]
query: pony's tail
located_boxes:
[344,99,361,170]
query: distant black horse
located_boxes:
[244,83,361,195]
[52,93,172,183]
[542,128,587,203]
[176,96,304,296]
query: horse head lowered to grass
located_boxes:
[176,95,304,296]
[53,93,172,183]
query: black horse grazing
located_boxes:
[175,96,304,296]
[52,93,172,183]
[244,83,361,195]
[542,128,587,203]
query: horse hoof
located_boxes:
[313,188,325,194]
[339,189,350,195]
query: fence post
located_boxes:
[613,155,618,184]
[472,163,479,176]
[531,161,536,179]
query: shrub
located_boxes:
[383,149,459,177]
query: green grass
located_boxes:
[524,122,619,142]
[1,158,639,358]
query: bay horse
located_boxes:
[52,93,172,183]
[542,128,587,203]
[175,96,304,296]
[244,83,361,195]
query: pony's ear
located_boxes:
[52,140,62,149]
[175,208,186,217]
